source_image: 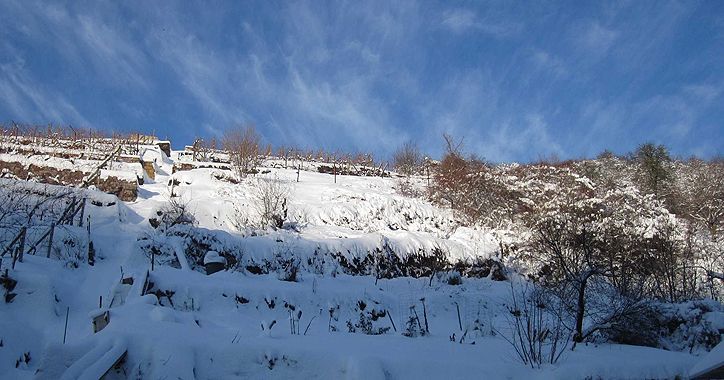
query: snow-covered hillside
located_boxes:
[0,146,721,379]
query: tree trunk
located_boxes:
[572,274,591,349]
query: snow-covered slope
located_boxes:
[0,152,715,379]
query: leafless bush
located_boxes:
[0,181,76,251]
[250,177,290,230]
[149,197,196,231]
[395,177,424,198]
[223,124,261,178]
[48,227,87,269]
[393,141,422,176]
[496,282,570,368]
[677,160,724,238]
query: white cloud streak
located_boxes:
[0,0,719,161]
[441,8,523,37]
[0,59,90,126]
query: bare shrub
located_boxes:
[402,305,427,338]
[393,141,422,176]
[149,197,196,231]
[347,300,391,335]
[49,228,87,269]
[679,160,724,237]
[430,149,468,209]
[0,180,75,228]
[395,177,424,197]
[252,177,290,230]
[223,124,261,178]
[497,282,570,368]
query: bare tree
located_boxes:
[529,182,684,347]
[430,134,469,210]
[223,124,261,178]
[442,133,464,156]
[680,160,724,238]
[392,141,422,176]
[633,142,673,199]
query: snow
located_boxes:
[689,341,724,379]
[0,149,717,379]
[203,251,226,265]
[59,337,126,380]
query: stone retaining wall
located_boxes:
[0,161,138,201]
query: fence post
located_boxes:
[46,223,55,258]
[63,306,70,344]
[78,198,87,227]
[88,241,95,266]
[12,227,27,269]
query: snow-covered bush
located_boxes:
[50,228,88,268]
[136,233,182,269]
[656,300,723,352]
[596,300,723,353]
[138,225,242,272]
[402,305,427,338]
[346,300,391,335]
[274,254,300,282]
[443,271,463,285]
[148,197,196,231]
[230,177,291,231]
[253,177,290,230]
[395,177,424,198]
[451,258,507,281]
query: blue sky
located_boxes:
[1,1,722,162]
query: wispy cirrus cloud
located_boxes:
[138,0,410,152]
[577,21,619,54]
[484,114,564,163]
[75,14,150,89]
[441,8,523,37]
[0,58,89,126]
[529,49,568,78]
[0,0,721,161]
[441,9,479,33]
[578,80,723,157]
